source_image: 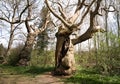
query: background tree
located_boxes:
[0,44,4,63]
[0,0,50,65]
[17,0,50,66]
[35,6,50,53]
[35,31,49,52]
[89,0,120,75]
[0,0,31,63]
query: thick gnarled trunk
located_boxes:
[54,34,76,75]
[45,0,103,76]
[17,33,35,66]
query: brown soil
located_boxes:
[0,72,67,84]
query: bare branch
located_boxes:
[77,0,96,27]
[25,18,31,33]
[57,2,67,20]
[72,26,105,45]
[12,3,17,19]
[68,0,86,23]
[57,2,64,11]
[36,13,50,34]
[0,17,11,23]
[0,9,9,20]
[25,0,33,33]
[72,0,103,45]
[103,5,117,12]
[69,9,80,24]
[25,1,33,33]
[75,0,85,13]
[36,20,50,34]
[0,3,31,24]
[13,21,24,32]
[0,17,34,24]
[1,2,11,19]
[19,3,32,21]
[25,0,37,33]
[45,0,72,27]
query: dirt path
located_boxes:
[0,72,65,84]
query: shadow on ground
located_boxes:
[0,64,64,84]
[0,64,120,84]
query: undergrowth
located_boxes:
[64,67,120,84]
[0,64,53,77]
[0,64,120,84]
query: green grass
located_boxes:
[64,67,120,84]
[0,64,120,84]
[0,64,53,77]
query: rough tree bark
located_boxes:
[17,21,49,66]
[46,0,104,75]
[0,0,32,64]
[54,27,76,75]
[17,1,50,66]
[17,33,36,66]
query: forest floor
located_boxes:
[0,65,68,84]
[0,72,65,84]
[0,64,120,84]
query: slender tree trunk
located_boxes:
[53,32,76,75]
[3,24,14,63]
[117,11,120,37]
[17,33,36,66]
[6,25,14,55]
[94,34,98,66]
[105,0,109,47]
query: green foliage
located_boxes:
[75,52,96,68]
[25,66,53,75]
[95,32,120,75]
[7,44,24,66]
[35,6,50,53]
[0,44,4,55]
[0,64,53,76]
[64,67,120,84]
[30,50,55,67]
[35,30,49,53]
[0,44,5,63]
[75,32,120,76]
[7,51,19,66]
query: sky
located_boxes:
[0,0,119,51]
[0,0,44,48]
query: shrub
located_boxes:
[30,50,55,67]
[7,44,24,66]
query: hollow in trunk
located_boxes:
[53,33,76,75]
